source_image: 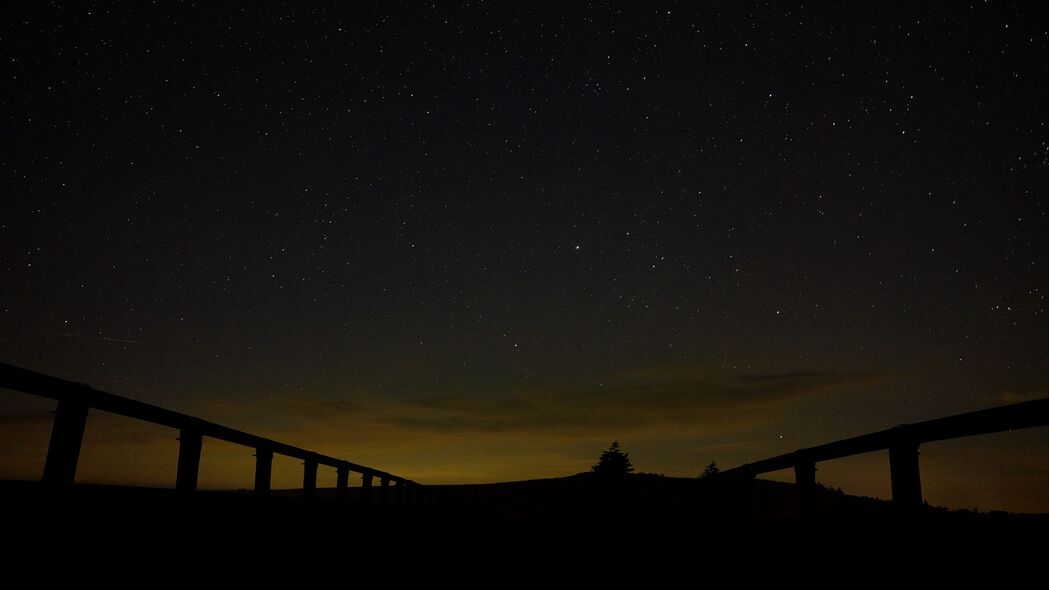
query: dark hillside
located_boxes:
[2,476,1044,588]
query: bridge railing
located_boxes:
[720,397,1049,512]
[0,361,420,503]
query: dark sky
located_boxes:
[1,2,1046,511]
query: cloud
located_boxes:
[997,390,1047,404]
[0,365,886,486]
[377,366,884,438]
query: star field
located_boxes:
[1,3,1046,511]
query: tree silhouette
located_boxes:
[699,461,719,479]
[592,441,634,475]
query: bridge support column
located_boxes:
[379,477,390,505]
[42,399,89,485]
[302,457,318,499]
[176,427,203,494]
[361,473,373,504]
[795,459,817,516]
[890,442,922,513]
[254,449,273,497]
[729,472,756,518]
[336,466,349,501]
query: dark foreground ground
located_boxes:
[1,475,1045,588]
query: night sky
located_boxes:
[2,3,1046,511]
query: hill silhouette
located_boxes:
[2,474,1044,587]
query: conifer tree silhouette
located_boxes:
[592,441,634,475]
[699,461,719,479]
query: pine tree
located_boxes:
[699,461,719,479]
[592,440,634,475]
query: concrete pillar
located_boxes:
[42,399,89,484]
[379,477,390,505]
[336,466,349,501]
[733,472,757,518]
[254,449,273,497]
[302,457,318,499]
[890,442,922,512]
[176,428,203,493]
[795,459,817,516]
[361,472,373,504]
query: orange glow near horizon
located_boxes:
[1,384,1045,513]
